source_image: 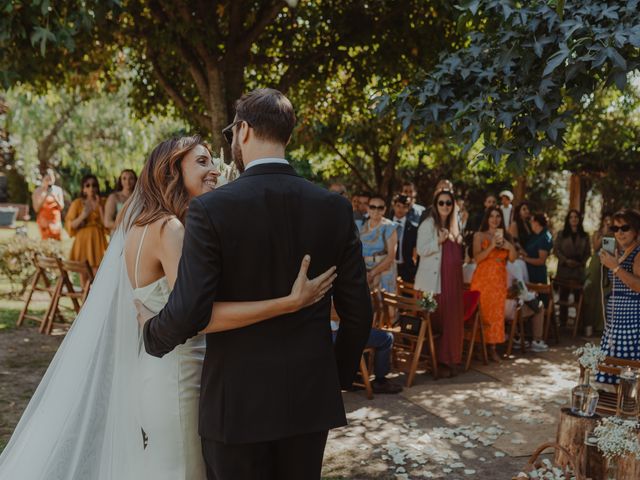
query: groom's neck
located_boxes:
[242,142,286,168]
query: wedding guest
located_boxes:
[471,206,517,362]
[583,212,613,334]
[31,168,64,240]
[414,189,464,375]
[467,193,497,234]
[597,209,640,384]
[65,174,108,273]
[401,181,425,225]
[358,194,399,292]
[353,191,371,222]
[328,181,347,197]
[391,194,418,283]
[457,198,469,234]
[104,169,137,232]
[499,190,514,226]
[505,202,534,288]
[509,201,532,249]
[554,209,591,325]
[522,213,553,285]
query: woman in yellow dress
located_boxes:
[65,174,108,272]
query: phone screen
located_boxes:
[602,236,616,255]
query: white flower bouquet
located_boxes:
[593,416,640,460]
[419,291,438,313]
[573,343,606,372]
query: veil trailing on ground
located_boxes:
[0,223,143,479]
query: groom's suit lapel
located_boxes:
[237,163,301,180]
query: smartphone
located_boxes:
[602,236,616,255]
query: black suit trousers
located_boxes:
[202,431,329,480]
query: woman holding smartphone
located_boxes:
[471,206,517,361]
[32,169,64,240]
[597,209,640,383]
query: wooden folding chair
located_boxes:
[380,291,438,386]
[396,277,421,299]
[17,255,61,333]
[553,278,584,337]
[332,299,375,399]
[592,358,640,417]
[462,289,488,370]
[505,302,527,357]
[527,282,559,344]
[42,258,94,334]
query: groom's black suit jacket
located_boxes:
[143,163,372,444]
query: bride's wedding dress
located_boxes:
[0,221,205,479]
[132,224,206,479]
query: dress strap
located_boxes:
[134,225,149,289]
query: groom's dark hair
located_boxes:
[235,88,296,145]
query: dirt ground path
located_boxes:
[0,323,583,479]
[0,325,63,451]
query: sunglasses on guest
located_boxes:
[438,200,453,207]
[368,204,385,211]
[84,182,98,188]
[611,224,632,233]
[221,119,252,145]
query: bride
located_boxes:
[0,136,336,479]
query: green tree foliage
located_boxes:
[389,0,640,171]
[541,80,640,211]
[0,0,121,88]
[287,1,459,199]
[6,82,187,196]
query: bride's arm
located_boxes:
[201,256,336,333]
[152,219,336,333]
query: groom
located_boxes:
[143,88,372,479]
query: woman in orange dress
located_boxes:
[471,206,517,361]
[65,174,108,271]
[32,169,64,240]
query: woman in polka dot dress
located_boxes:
[597,209,640,384]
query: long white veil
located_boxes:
[0,225,142,479]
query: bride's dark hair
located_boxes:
[118,135,210,230]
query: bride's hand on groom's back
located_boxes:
[287,255,337,312]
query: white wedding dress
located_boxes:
[0,221,206,479]
[132,225,206,479]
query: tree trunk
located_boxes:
[616,429,640,479]
[569,173,582,212]
[554,408,600,474]
[514,175,527,205]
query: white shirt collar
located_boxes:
[244,157,289,170]
[393,216,406,224]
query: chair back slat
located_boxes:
[35,255,59,270]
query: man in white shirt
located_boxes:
[499,190,514,227]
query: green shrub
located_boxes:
[0,236,62,297]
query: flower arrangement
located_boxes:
[419,291,438,313]
[593,416,640,460]
[573,343,606,372]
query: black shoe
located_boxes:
[372,378,403,394]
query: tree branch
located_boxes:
[150,56,211,131]
[322,139,374,192]
[235,1,285,55]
